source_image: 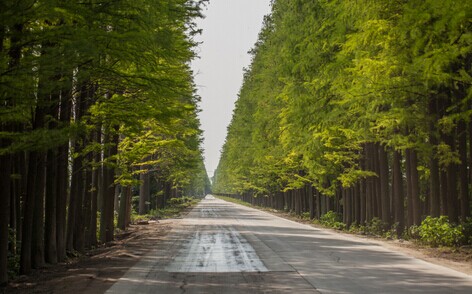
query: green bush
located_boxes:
[419,216,463,247]
[167,196,196,207]
[320,211,346,230]
[461,217,472,245]
[365,217,388,236]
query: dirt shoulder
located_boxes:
[2,220,175,294]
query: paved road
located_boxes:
[107,195,472,293]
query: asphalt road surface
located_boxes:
[106,195,472,293]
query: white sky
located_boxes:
[192,0,272,179]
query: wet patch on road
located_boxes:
[165,227,268,273]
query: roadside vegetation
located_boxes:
[0,0,210,285]
[132,196,201,222]
[213,0,472,252]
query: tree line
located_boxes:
[213,0,471,239]
[0,0,209,285]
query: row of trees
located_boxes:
[0,0,209,285]
[213,0,472,235]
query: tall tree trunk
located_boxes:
[408,149,421,225]
[31,153,46,269]
[83,154,93,249]
[405,149,413,227]
[354,183,361,225]
[440,169,448,216]
[56,78,72,262]
[365,143,374,222]
[373,143,381,218]
[429,96,440,217]
[139,167,150,215]
[44,88,60,264]
[118,186,131,230]
[89,127,101,248]
[379,144,390,225]
[45,147,58,264]
[309,185,314,219]
[0,148,11,285]
[445,132,459,223]
[100,128,118,244]
[458,120,469,219]
[392,150,404,236]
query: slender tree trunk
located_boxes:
[410,149,421,225]
[393,150,404,236]
[445,132,459,223]
[354,183,361,224]
[0,148,11,285]
[139,167,151,215]
[118,186,131,230]
[89,128,101,248]
[405,149,413,227]
[373,143,381,218]
[379,144,390,225]
[56,79,72,262]
[31,153,46,269]
[309,185,314,219]
[429,97,440,217]
[458,120,469,219]
[45,147,58,264]
[440,170,448,216]
[100,128,118,243]
[83,154,93,249]
[365,143,374,222]
[44,88,60,264]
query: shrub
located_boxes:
[419,216,463,247]
[320,211,346,230]
[365,217,388,236]
[461,217,472,245]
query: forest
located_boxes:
[0,0,210,285]
[214,0,472,244]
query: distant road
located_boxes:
[106,195,472,293]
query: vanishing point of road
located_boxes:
[106,195,472,293]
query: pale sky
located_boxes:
[192,0,272,179]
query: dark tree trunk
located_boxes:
[100,129,119,243]
[379,144,390,225]
[458,120,469,219]
[410,149,421,225]
[405,149,413,227]
[89,128,101,248]
[0,151,11,285]
[55,78,72,262]
[440,170,448,216]
[365,143,374,222]
[31,153,46,269]
[83,154,93,249]
[118,186,132,230]
[429,96,440,217]
[445,132,458,223]
[309,185,315,219]
[45,148,58,264]
[139,168,150,215]
[44,88,60,264]
[392,150,404,236]
[354,183,361,224]
[373,143,381,218]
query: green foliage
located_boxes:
[419,216,464,247]
[319,211,346,230]
[461,217,472,245]
[365,217,388,236]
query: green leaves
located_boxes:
[214,0,472,199]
